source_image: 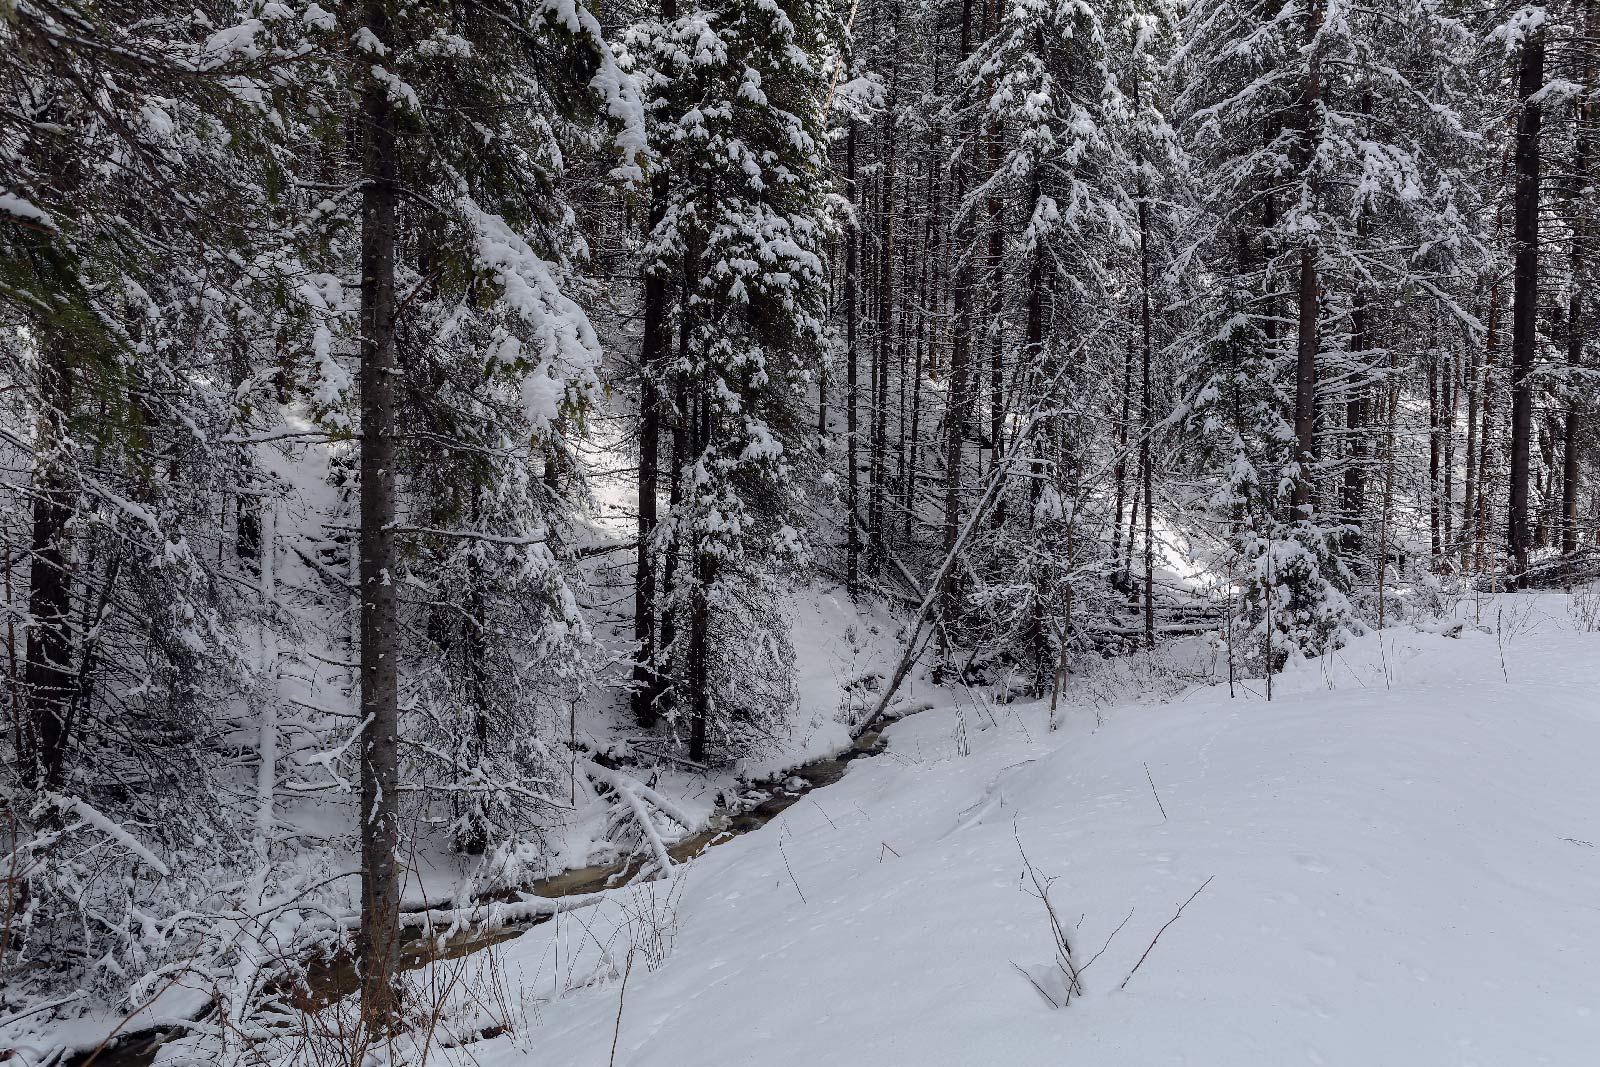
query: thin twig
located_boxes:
[1143,762,1168,821]
[1120,876,1214,990]
[609,948,636,1067]
[778,839,807,904]
[1082,907,1136,972]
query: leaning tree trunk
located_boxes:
[356,0,403,1028]
[1509,26,1544,583]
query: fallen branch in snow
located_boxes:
[617,783,674,875]
[585,764,703,834]
[1120,876,1215,990]
[381,891,611,935]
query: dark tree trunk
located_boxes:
[939,0,976,674]
[633,166,670,727]
[356,0,403,1026]
[1429,344,1442,560]
[1509,26,1544,582]
[871,57,897,577]
[1133,70,1156,650]
[845,123,861,598]
[1565,18,1591,555]
[1462,327,1481,572]
[1291,0,1323,517]
[1292,256,1319,515]
[22,338,76,793]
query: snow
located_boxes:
[388,591,1600,1065]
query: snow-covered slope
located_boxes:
[395,592,1600,1065]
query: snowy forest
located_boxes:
[5,0,1600,1063]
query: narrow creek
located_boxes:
[81,714,901,1066]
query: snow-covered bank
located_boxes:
[388,592,1600,1066]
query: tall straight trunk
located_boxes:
[1509,27,1544,582]
[1343,100,1373,558]
[1025,156,1049,692]
[22,336,75,793]
[1291,0,1323,517]
[1565,11,1592,555]
[356,0,403,1026]
[1343,291,1368,553]
[987,124,1005,479]
[1133,70,1156,650]
[845,123,861,598]
[633,181,670,728]
[1461,328,1481,572]
[658,327,689,708]
[871,55,898,576]
[688,389,712,764]
[1429,344,1442,559]
[906,143,935,539]
[1111,339,1133,572]
[940,0,976,668]
[631,0,679,727]
[1477,279,1502,572]
[1444,346,1456,550]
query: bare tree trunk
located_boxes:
[1429,340,1442,561]
[633,167,671,726]
[1509,26,1544,583]
[871,48,898,576]
[1477,280,1502,573]
[1565,10,1592,555]
[1462,325,1481,573]
[688,386,713,763]
[356,0,403,1026]
[1291,0,1323,518]
[938,0,976,677]
[1132,69,1156,650]
[845,123,861,598]
[21,337,75,793]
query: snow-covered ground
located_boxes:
[375,589,1600,1066]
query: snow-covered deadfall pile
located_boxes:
[170,589,1600,1067]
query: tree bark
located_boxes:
[22,336,76,793]
[1291,0,1324,517]
[633,163,670,726]
[356,0,403,1026]
[1509,26,1544,582]
[845,123,861,598]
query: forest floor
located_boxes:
[380,587,1600,1067]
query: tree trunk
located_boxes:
[22,336,75,793]
[1565,11,1592,555]
[1133,70,1156,650]
[845,123,861,598]
[1462,325,1481,573]
[939,0,976,674]
[1291,0,1323,517]
[871,57,898,577]
[1509,26,1545,582]
[633,167,670,726]
[356,1,403,1026]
